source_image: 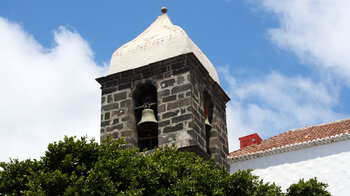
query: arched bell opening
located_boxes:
[132,82,158,151]
[203,91,213,155]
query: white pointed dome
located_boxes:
[109,9,220,84]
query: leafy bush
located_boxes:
[286,178,331,196]
[0,136,330,195]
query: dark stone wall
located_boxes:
[187,54,230,168]
[96,53,230,167]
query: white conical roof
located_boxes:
[109,9,220,84]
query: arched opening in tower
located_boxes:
[203,91,213,155]
[133,82,158,151]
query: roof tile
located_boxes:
[229,118,350,158]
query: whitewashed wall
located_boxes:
[230,139,350,196]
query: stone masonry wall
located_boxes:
[96,53,229,167]
[187,54,230,168]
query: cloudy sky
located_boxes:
[1,0,349,162]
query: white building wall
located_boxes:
[230,140,350,196]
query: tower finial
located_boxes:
[161,7,167,14]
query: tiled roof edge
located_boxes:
[290,118,350,132]
[228,132,350,164]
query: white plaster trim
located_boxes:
[228,131,350,163]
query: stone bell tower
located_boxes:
[96,7,230,167]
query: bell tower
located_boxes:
[96,8,230,167]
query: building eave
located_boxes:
[228,131,350,164]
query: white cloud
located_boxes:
[258,0,350,84]
[226,0,350,151]
[0,17,107,162]
[219,67,344,151]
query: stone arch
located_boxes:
[132,82,158,151]
[203,91,213,155]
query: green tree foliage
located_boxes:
[286,178,331,196]
[0,136,330,195]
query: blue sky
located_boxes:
[1,0,350,161]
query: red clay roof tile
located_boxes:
[229,118,350,158]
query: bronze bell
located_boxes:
[205,115,212,128]
[138,108,158,128]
